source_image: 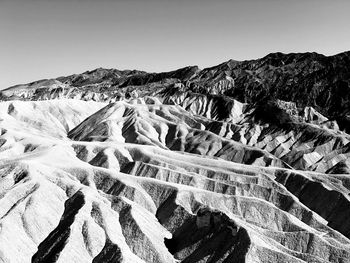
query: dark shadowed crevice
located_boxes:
[32,190,86,263]
[159,203,251,263]
[92,239,123,263]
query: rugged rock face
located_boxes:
[0,51,350,262]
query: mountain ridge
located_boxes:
[3,50,349,131]
[5,50,349,90]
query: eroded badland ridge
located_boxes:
[1,51,350,262]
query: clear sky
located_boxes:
[1,0,349,89]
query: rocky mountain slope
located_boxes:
[0,51,350,262]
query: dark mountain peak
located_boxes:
[258,51,325,67]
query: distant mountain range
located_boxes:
[3,51,350,120]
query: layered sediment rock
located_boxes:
[0,97,349,262]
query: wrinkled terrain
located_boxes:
[1,51,350,262]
